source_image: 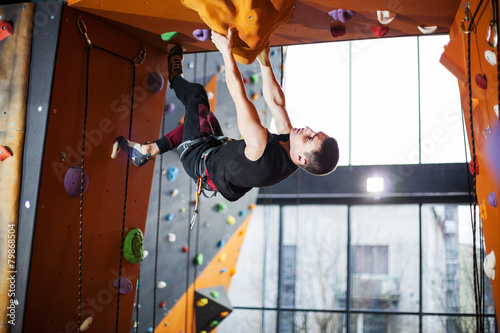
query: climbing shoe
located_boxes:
[167,44,183,84]
[112,136,152,167]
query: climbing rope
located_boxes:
[76,14,146,333]
[463,0,488,330]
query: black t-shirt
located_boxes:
[206,131,298,201]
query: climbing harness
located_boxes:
[76,14,145,333]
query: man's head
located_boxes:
[289,127,339,175]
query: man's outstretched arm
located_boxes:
[212,28,268,161]
[257,44,293,135]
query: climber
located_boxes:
[113,28,339,202]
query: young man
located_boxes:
[115,28,339,202]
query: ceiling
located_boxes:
[67,0,462,56]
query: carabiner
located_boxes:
[76,15,92,48]
[133,44,147,66]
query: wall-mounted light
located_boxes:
[367,177,384,193]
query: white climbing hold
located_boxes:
[485,50,497,65]
[157,281,167,289]
[170,189,179,197]
[168,232,176,242]
[484,251,496,280]
[418,26,438,34]
[377,10,396,25]
[80,317,93,331]
[207,91,214,100]
[143,250,149,258]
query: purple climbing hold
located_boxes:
[165,103,175,114]
[329,9,355,23]
[489,192,497,208]
[193,29,211,42]
[113,277,133,294]
[146,72,164,94]
[64,167,89,197]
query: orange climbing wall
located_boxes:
[24,6,168,332]
[442,0,500,322]
[155,214,252,332]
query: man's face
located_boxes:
[289,126,328,165]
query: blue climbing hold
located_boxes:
[147,327,153,333]
[166,213,174,221]
[167,166,179,181]
[218,239,225,247]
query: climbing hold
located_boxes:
[488,192,497,207]
[371,26,389,38]
[0,20,14,42]
[182,245,189,253]
[195,253,204,265]
[180,207,186,213]
[64,167,89,198]
[249,203,256,210]
[207,91,214,100]
[216,203,227,212]
[146,72,164,94]
[188,62,194,69]
[218,252,226,262]
[211,290,220,298]
[227,215,236,225]
[123,228,144,264]
[157,281,167,289]
[159,301,166,308]
[147,327,153,333]
[220,311,229,318]
[0,145,13,161]
[330,27,346,38]
[220,268,227,273]
[485,50,497,65]
[209,320,219,328]
[239,229,246,236]
[238,210,245,216]
[469,158,479,175]
[243,77,249,84]
[167,166,179,181]
[472,98,480,108]
[218,239,225,247]
[377,10,396,25]
[132,321,138,328]
[250,73,260,84]
[270,49,277,57]
[328,9,355,23]
[165,103,175,114]
[167,232,176,242]
[143,250,149,258]
[418,26,437,34]
[160,31,178,41]
[480,204,487,220]
[475,73,488,89]
[170,189,179,197]
[193,28,211,42]
[484,251,496,280]
[495,105,499,118]
[166,213,174,221]
[483,126,492,138]
[229,268,236,276]
[251,92,259,100]
[196,297,208,307]
[113,277,133,294]
[80,316,93,331]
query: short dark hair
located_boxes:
[302,137,339,175]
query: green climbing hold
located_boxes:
[161,31,179,41]
[210,290,220,298]
[216,203,227,212]
[196,253,204,266]
[123,228,144,264]
[209,320,219,328]
[250,73,260,84]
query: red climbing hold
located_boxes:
[0,145,13,161]
[371,26,389,38]
[330,27,346,38]
[0,20,13,42]
[159,301,166,308]
[475,73,488,89]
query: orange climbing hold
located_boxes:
[180,0,295,64]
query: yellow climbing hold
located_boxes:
[219,252,227,261]
[196,298,209,307]
[227,215,236,225]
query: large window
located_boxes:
[218,204,495,333]
[283,35,465,166]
